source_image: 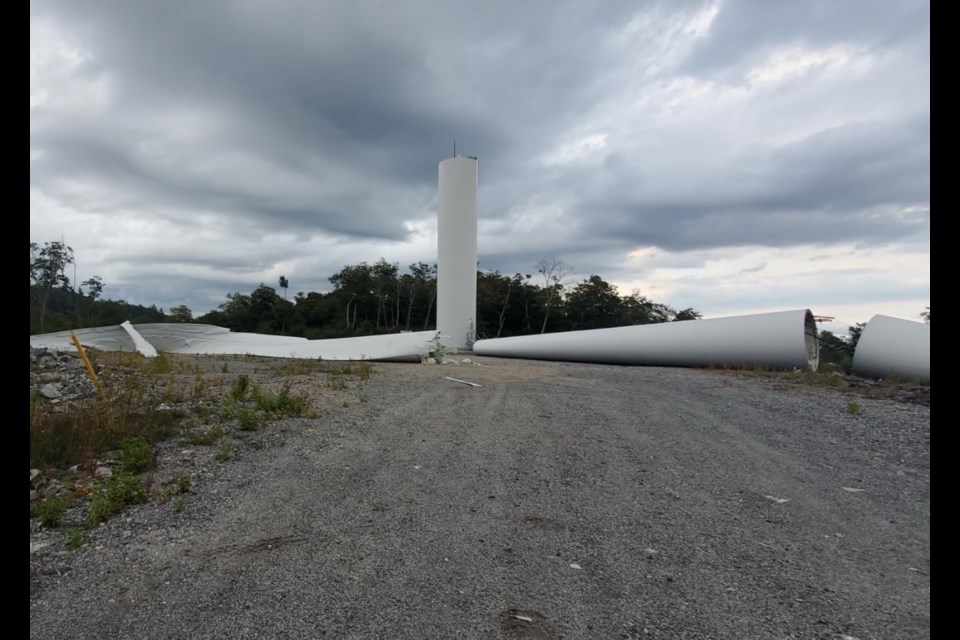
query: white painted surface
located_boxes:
[119,321,158,357]
[853,314,930,383]
[437,155,478,350]
[474,309,819,370]
[30,323,439,361]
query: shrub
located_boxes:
[236,407,260,431]
[186,426,224,446]
[38,495,67,528]
[215,440,233,462]
[120,436,153,473]
[65,527,83,549]
[88,473,148,525]
[230,374,250,401]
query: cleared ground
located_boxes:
[30,357,930,639]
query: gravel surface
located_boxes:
[30,356,930,639]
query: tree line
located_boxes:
[30,242,702,339]
[31,241,928,368]
[196,257,704,340]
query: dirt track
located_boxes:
[29,357,930,639]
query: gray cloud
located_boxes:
[30,0,929,320]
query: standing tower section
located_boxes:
[437,155,478,351]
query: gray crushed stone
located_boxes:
[30,355,929,639]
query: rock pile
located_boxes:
[30,347,100,404]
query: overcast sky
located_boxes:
[30,0,929,334]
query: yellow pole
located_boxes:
[71,333,106,400]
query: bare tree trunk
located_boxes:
[423,287,436,330]
[396,279,401,328]
[406,286,417,331]
[496,284,511,338]
[345,294,355,329]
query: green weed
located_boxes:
[186,425,224,446]
[175,474,191,493]
[88,473,148,525]
[254,386,312,416]
[30,388,182,470]
[65,527,83,549]
[38,495,67,528]
[215,440,233,462]
[230,374,250,401]
[192,371,207,400]
[276,359,323,375]
[151,351,175,374]
[120,436,153,473]
[330,362,374,380]
[236,407,261,431]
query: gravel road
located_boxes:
[29,357,930,639]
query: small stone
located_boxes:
[31,469,43,487]
[30,490,39,502]
[39,384,63,400]
[95,466,113,479]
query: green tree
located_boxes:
[81,276,104,302]
[279,275,289,300]
[920,306,930,323]
[565,275,624,330]
[848,322,867,353]
[673,308,702,322]
[371,259,399,330]
[817,330,854,371]
[168,305,193,322]
[30,241,75,332]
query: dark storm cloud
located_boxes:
[515,116,930,256]
[31,0,928,318]
[31,0,645,240]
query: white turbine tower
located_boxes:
[436,154,478,351]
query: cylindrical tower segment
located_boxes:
[437,155,478,350]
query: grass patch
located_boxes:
[219,396,238,419]
[156,474,192,503]
[848,401,862,414]
[275,359,324,375]
[192,371,207,400]
[120,436,153,473]
[150,351,176,374]
[253,385,312,416]
[236,407,261,431]
[230,374,251,401]
[326,378,347,391]
[330,362,374,380]
[215,440,233,462]
[30,386,183,470]
[37,495,68,528]
[88,472,148,525]
[186,425,225,446]
[65,527,83,549]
